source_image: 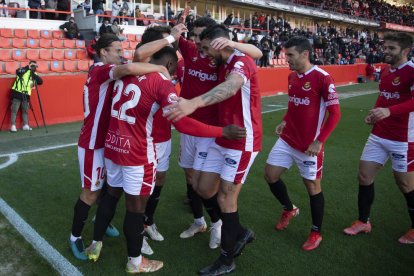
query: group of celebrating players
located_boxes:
[67,10,414,275]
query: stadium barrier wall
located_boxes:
[0,64,376,130]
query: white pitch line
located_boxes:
[0,154,18,169]
[0,198,83,276]
[0,143,77,158]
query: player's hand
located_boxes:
[147,22,160,28]
[364,113,375,125]
[210,37,234,50]
[158,66,172,80]
[222,125,246,140]
[275,121,286,135]
[163,97,196,122]
[370,107,390,122]
[171,23,188,40]
[178,7,190,24]
[305,140,323,157]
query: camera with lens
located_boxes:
[29,62,38,71]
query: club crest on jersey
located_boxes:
[192,57,198,62]
[167,93,178,103]
[392,77,400,86]
[234,61,244,69]
[95,180,100,187]
[208,60,216,68]
[302,82,311,91]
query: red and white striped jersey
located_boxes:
[281,66,340,152]
[372,61,414,142]
[78,62,115,149]
[215,50,262,152]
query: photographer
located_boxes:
[10,61,43,132]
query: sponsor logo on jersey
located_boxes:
[192,57,198,62]
[105,131,131,154]
[187,69,217,82]
[225,158,237,165]
[289,95,310,106]
[302,82,311,91]
[391,153,405,160]
[392,77,400,86]
[198,152,208,158]
[380,91,400,100]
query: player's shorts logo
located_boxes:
[198,152,208,158]
[392,77,400,86]
[302,82,311,91]
[225,158,237,166]
[391,153,405,160]
[303,161,316,166]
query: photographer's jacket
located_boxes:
[11,66,43,100]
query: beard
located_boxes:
[384,52,402,66]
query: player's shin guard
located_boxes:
[93,193,119,242]
[71,199,91,237]
[310,192,324,232]
[358,183,374,223]
[202,194,221,223]
[403,190,414,228]
[144,186,163,226]
[124,211,144,257]
[220,212,240,265]
[268,179,293,210]
[189,185,203,219]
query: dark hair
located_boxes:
[141,26,171,45]
[284,36,313,57]
[200,24,229,41]
[383,32,413,51]
[193,16,217,28]
[94,33,121,57]
[152,46,177,62]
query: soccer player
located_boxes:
[69,33,170,260]
[165,24,262,276]
[84,46,246,273]
[264,36,341,251]
[343,32,414,244]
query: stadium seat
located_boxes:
[76,50,88,60]
[123,50,132,60]
[127,34,136,42]
[0,49,12,61]
[52,49,64,60]
[39,49,53,60]
[12,49,26,61]
[39,39,52,48]
[50,60,64,72]
[20,60,29,68]
[27,29,40,39]
[0,63,5,75]
[75,40,85,48]
[26,38,39,48]
[36,60,50,73]
[64,60,78,72]
[129,41,138,50]
[12,38,25,48]
[136,34,142,42]
[14,29,27,38]
[4,61,19,74]
[0,38,12,48]
[52,30,64,39]
[77,60,90,71]
[64,49,76,60]
[0,28,13,38]
[63,39,76,48]
[40,30,52,39]
[89,60,94,66]
[26,49,40,60]
[52,39,64,48]
[122,40,129,49]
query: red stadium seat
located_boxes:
[136,34,142,42]
[26,38,39,48]
[0,28,13,38]
[12,38,25,48]
[5,61,19,74]
[27,29,39,39]
[127,34,136,42]
[26,49,40,60]
[75,40,85,48]
[14,29,27,38]
[0,63,5,75]
[52,49,64,60]
[12,49,26,61]
[39,39,52,48]
[63,39,76,48]
[129,41,138,50]
[52,39,64,48]
[50,60,64,72]
[40,30,52,39]
[64,49,76,60]
[39,49,53,60]
[0,49,12,61]
[0,38,12,48]
[123,50,132,60]
[76,50,88,60]
[77,60,90,71]
[36,61,50,73]
[64,60,78,72]
[52,30,64,39]
[20,60,30,68]
[122,40,129,49]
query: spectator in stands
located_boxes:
[185,14,195,34]
[28,0,42,19]
[99,18,114,36]
[135,6,144,26]
[118,0,130,24]
[112,0,121,20]
[111,19,126,41]
[60,17,84,40]
[223,13,233,26]
[0,0,8,17]
[93,0,105,23]
[57,0,70,20]
[87,32,100,63]
[44,0,57,20]
[77,0,92,15]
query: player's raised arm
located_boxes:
[210,37,263,59]
[112,62,171,80]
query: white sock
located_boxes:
[70,234,80,242]
[195,217,206,226]
[128,255,142,266]
[211,219,222,228]
[92,240,99,245]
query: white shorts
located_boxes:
[360,134,414,172]
[179,134,215,171]
[104,158,156,196]
[266,138,324,180]
[201,142,258,184]
[78,147,105,192]
[155,139,171,172]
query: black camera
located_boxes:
[29,63,38,71]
